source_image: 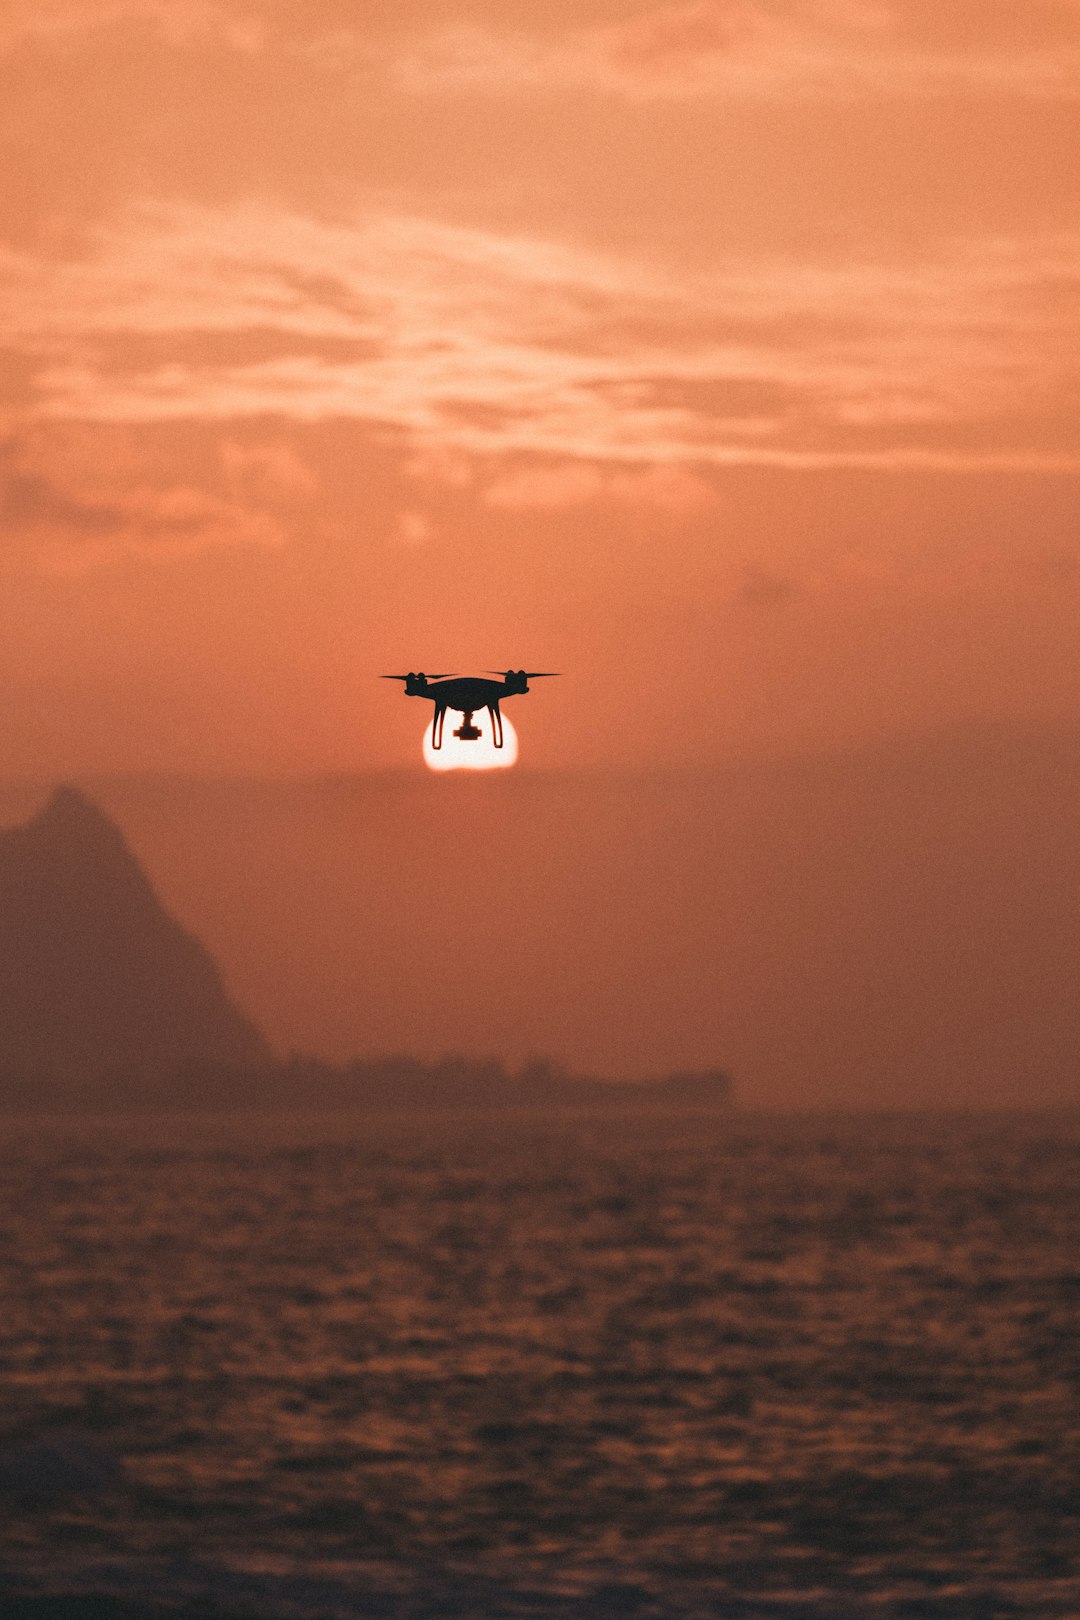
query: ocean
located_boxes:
[0,1110,1077,1618]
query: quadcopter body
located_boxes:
[381,668,557,749]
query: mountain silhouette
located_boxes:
[0,785,271,1084]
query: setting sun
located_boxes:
[423,712,518,771]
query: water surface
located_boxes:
[1,1110,1077,1617]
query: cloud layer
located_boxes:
[0,424,296,569]
[4,203,1077,479]
[393,1,1080,102]
[8,0,1077,100]
[0,0,1076,778]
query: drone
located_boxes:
[381,669,558,749]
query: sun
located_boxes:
[423,712,518,771]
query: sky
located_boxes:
[1,3,1079,1105]
[1,0,1078,777]
[67,739,1080,1108]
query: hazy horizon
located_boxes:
[3,711,1078,1112]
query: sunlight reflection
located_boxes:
[423,712,518,770]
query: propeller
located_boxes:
[487,670,560,678]
[380,673,456,681]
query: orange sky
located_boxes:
[1,0,1077,777]
[2,3,1080,1105]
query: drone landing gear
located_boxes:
[431,703,505,751]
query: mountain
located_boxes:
[0,785,271,1089]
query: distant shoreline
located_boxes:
[0,1057,733,1116]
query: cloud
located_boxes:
[484,461,715,511]
[393,509,433,546]
[2,202,1078,475]
[734,565,803,607]
[0,429,288,570]
[220,437,316,501]
[0,0,262,52]
[391,2,1080,102]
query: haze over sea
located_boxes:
[2,1108,1078,1619]
[7,726,1080,1111]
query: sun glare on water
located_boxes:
[423,713,518,771]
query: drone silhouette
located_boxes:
[381,669,558,749]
